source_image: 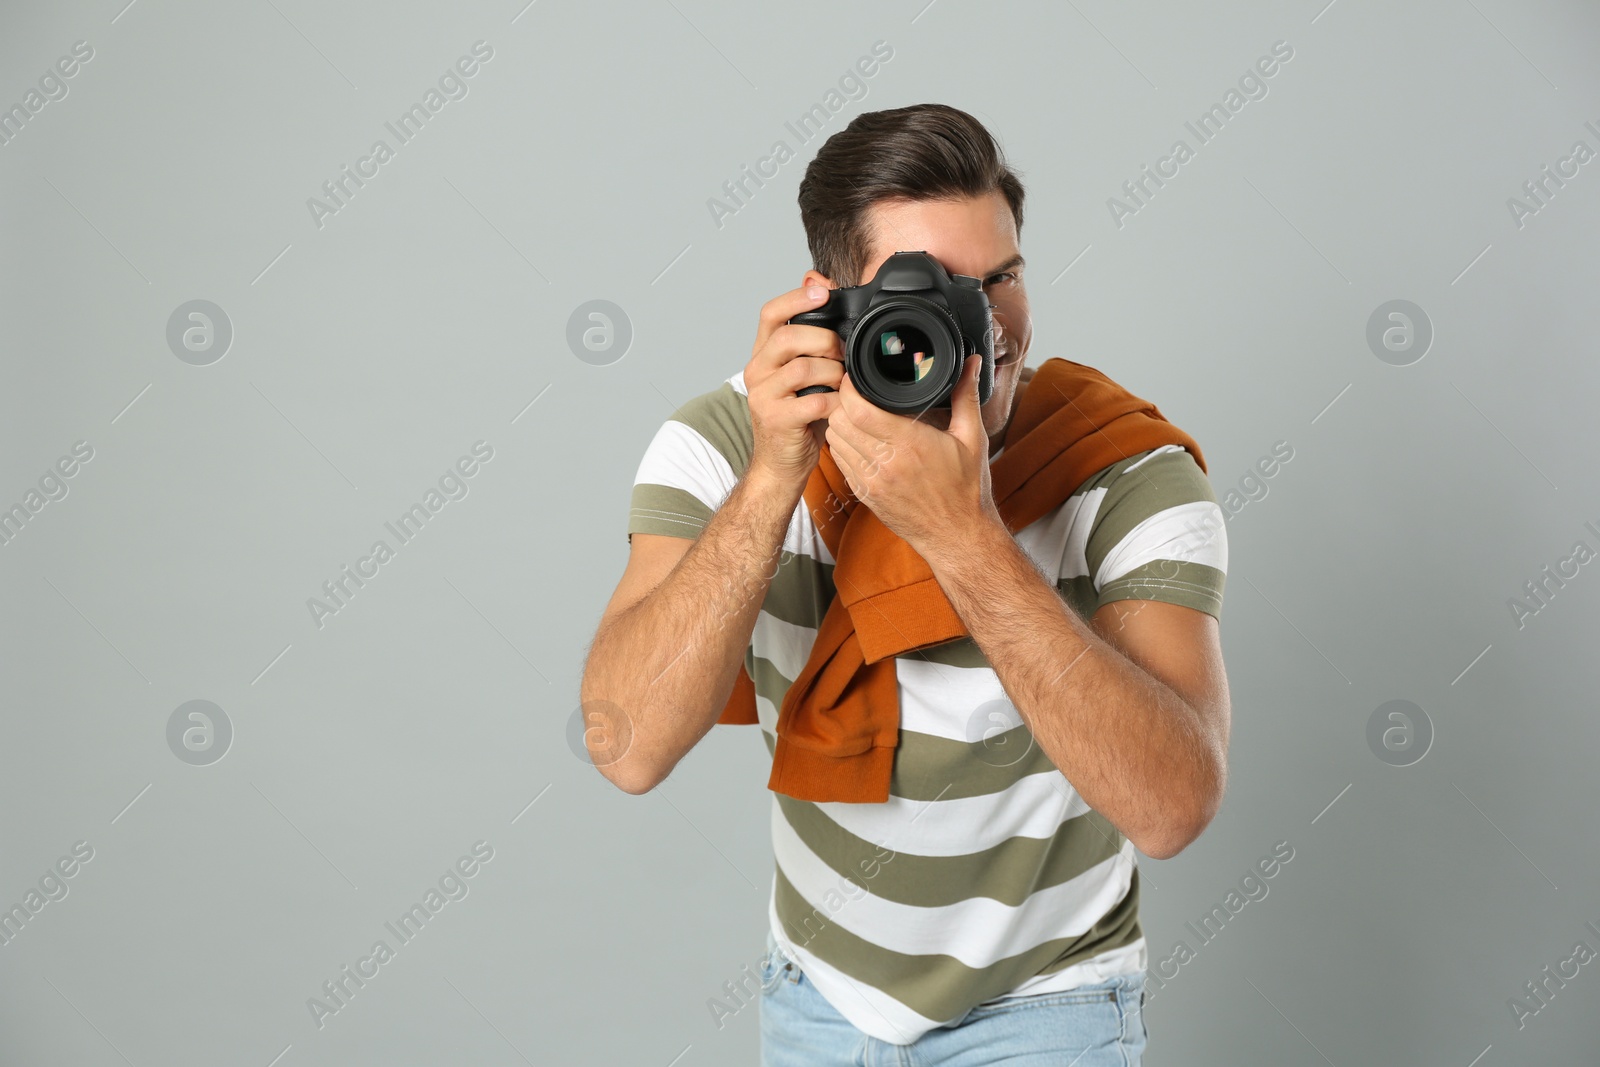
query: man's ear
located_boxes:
[803,268,834,290]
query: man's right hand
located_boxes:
[743,284,845,486]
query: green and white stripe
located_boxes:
[628,369,1226,1044]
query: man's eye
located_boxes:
[986,272,1018,287]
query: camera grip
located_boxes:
[787,309,833,329]
[786,306,842,398]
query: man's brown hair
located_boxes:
[797,103,1025,287]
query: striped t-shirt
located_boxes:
[626,367,1228,1045]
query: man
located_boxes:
[581,103,1230,1064]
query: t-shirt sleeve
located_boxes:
[626,382,752,543]
[1082,445,1228,620]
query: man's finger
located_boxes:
[755,284,831,352]
[946,354,983,445]
[837,371,896,436]
[824,399,875,459]
[824,423,871,477]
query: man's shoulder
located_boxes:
[1077,444,1208,501]
[627,370,754,541]
[1082,443,1219,541]
[657,370,754,477]
[1080,443,1227,618]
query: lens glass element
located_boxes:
[873,325,937,385]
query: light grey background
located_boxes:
[3,0,1598,1063]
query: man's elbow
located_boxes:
[1139,782,1224,860]
[576,680,657,794]
[592,753,663,796]
[1138,821,1203,860]
[604,770,657,796]
[589,732,673,795]
[1137,812,1207,860]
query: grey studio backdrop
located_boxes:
[2,0,1597,1064]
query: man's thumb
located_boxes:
[947,354,982,440]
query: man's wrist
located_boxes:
[743,457,811,508]
[745,454,806,489]
[918,508,1013,578]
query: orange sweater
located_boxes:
[716,357,1207,803]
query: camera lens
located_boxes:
[849,301,961,413]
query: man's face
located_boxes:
[803,190,1033,448]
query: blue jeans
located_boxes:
[758,929,1148,1066]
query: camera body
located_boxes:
[789,251,996,414]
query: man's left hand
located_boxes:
[824,353,1001,552]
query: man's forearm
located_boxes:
[582,463,804,793]
[919,515,1218,858]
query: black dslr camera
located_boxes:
[789,251,996,415]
